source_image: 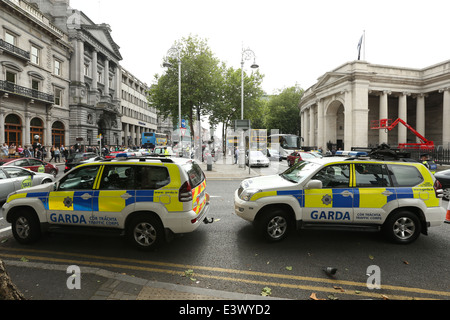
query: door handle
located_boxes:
[340,190,353,198]
[121,193,132,200]
[81,193,92,200]
[382,190,393,196]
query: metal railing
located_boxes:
[0,80,54,104]
[0,39,30,60]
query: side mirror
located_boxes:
[305,179,322,189]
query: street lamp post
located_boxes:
[240,47,259,168]
[241,47,259,120]
[163,46,182,142]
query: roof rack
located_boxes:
[355,144,411,160]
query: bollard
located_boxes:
[207,154,213,171]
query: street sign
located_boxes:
[234,119,250,131]
[181,119,186,128]
[180,127,186,137]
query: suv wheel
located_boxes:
[383,211,421,244]
[127,214,163,250]
[11,211,41,244]
[258,209,291,242]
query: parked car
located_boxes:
[266,149,282,161]
[286,151,320,167]
[0,157,58,177]
[435,169,450,201]
[3,157,210,251]
[246,150,270,167]
[0,166,54,202]
[235,156,445,244]
[64,152,97,173]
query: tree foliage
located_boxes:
[148,35,266,145]
[148,35,222,140]
[263,85,303,135]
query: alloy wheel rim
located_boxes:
[16,217,30,239]
[393,217,415,240]
[134,222,156,246]
[267,216,287,239]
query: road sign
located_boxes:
[234,119,250,131]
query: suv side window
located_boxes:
[99,165,135,190]
[389,164,424,187]
[58,165,100,190]
[355,163,392,187]
[311,164,350,188]
[135,166,170,190]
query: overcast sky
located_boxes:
[70,0,450,94]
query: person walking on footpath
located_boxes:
[54,147,61,163]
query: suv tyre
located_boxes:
[127,214,164,250]
[11,211,41,244]
[383,211,421,244]
[257,209,291,242]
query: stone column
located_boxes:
[317,99,324,151]
[416,94,425,143]
[379,91,390,144]
[104,58,109,96]
[304,108,310,146]
[442,88,450,147]
[398,92,408,145]
[309,105,315,147]
[92,50,98,90]
[343,89,353,149]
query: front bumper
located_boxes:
[234,190,258,222]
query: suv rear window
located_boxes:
[389,164,424,187]
[182,162,205,187]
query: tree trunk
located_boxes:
[0,260,26,300]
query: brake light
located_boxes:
[434,179,443,198]
[179,181,193,202]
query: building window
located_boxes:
[54,88,62,106]
[32,79,39,91]
[5,32,15,45]
[6,71,16,83]
[98,71,103,84]
[31,46,40,65]
[54,60,61,76]
[84,64,90,77]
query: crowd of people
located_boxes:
[1,142,71,162]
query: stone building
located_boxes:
[299,60,450,151]
[121,68,157,146]
[0,0,72,149]
[29,0,123,147]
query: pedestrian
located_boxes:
[41,146,47,161]
[49,146,55,162]
[1,143,8,158]
[54,147,60,163]
[234,147,239,164]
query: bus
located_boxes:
[142,132,168,149]
[267,134,301,160]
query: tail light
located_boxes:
[179,181,192,202]
[434,179,443,198]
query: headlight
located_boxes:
[239,188,261,201]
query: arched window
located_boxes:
[5,114,22,147]
[30,117,44,145]
[52,121,65,147]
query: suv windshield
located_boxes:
[182,162,205,187]
[280,161,321,183]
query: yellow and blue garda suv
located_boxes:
[234,157,445,244]
[2,157,210,250]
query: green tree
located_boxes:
[209,65,264,152]
[148,35,222,141]
[264,85,303,135]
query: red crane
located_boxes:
[371,118,435,151]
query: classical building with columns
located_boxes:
[29,0,123,147]
[0,0,72,148]
[299,60,450,151]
